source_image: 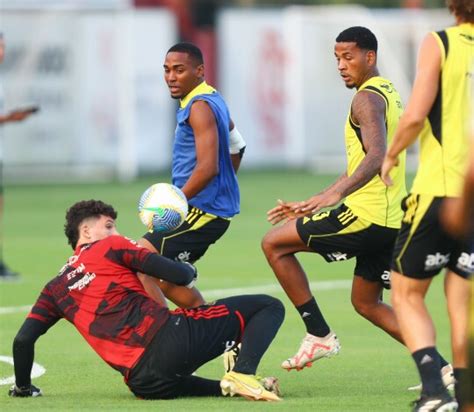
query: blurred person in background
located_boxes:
[381,0,473,410]
[138,42,245,309]
[0,32,38,280]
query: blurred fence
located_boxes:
[1,4,453,183]
[218,5,452,171]
[1,7,176,183]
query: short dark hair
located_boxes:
[336,26,378,53]
[167,42,203,65]
[64,200,117,249]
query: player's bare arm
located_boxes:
[381,33,441,185]
[0,107,37,124]
[180,100,219,200]
[295,90,386,214]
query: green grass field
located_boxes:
[0,171,452,411]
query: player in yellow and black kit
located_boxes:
[262,27,453,382]
[382,1,473,410]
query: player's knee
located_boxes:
[13,331,34,351]
[351,296,375,319]
[269,296,285,323]
[390,287,405,310]
[261,231,283,260]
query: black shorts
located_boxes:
[296,204,398,289]
[143,206,231,263]
[391,194,473,279]
[126,294,282,399]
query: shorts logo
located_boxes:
[224,340,236,352]
[456,252,474,273]
[424,252,450,271]
[176,251,191,262]
[326,252,348,261]
[381,270,391,288]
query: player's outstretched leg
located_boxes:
[281,331,340,371]
[218,295,285,401]
[220,371,281,401]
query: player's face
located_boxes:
[83,215,119,243]
[334,42,373,89]
[163,51,204,99]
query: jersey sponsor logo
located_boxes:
[379,82,393,93]
[326,252,348,262]
[68,272,96,291]
[424,252,450,271]
[65,263,85,280]
[456,252,474,272]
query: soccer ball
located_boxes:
[138,183,188,232]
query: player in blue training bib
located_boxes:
[140,42,246,309]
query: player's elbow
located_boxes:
[204,163,219,180]
[402,111,425,130]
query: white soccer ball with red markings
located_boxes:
[138,183,188,232]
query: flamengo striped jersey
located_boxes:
[27,235,170,376]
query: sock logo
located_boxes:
[301,312,311,318]
[420,354,433,365]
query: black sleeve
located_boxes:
[13,318,53,387]
[105,242,195,286]
[137,253,195,286]
[105,236,196,286]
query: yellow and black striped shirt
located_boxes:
[344,76,406,228]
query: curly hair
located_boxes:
[64,200,117,249]
[447,0,474,22]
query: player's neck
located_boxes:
[357,69,380,90]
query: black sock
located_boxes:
[438,352,449,368]
[454,368,467,410]
[296,296,330,337]
[412,347,446,397]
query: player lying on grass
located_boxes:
[8,200,284,401]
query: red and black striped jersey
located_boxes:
[27,235,170,375]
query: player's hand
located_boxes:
[381,154,399,186]
[267,200,306,225]
[296,191,343,214]
[183,262,198,289]
[8,384,42,397]
[6,110,34,122]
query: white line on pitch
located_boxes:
[0,279,352,315]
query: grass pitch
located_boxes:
[0,171,452,411]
